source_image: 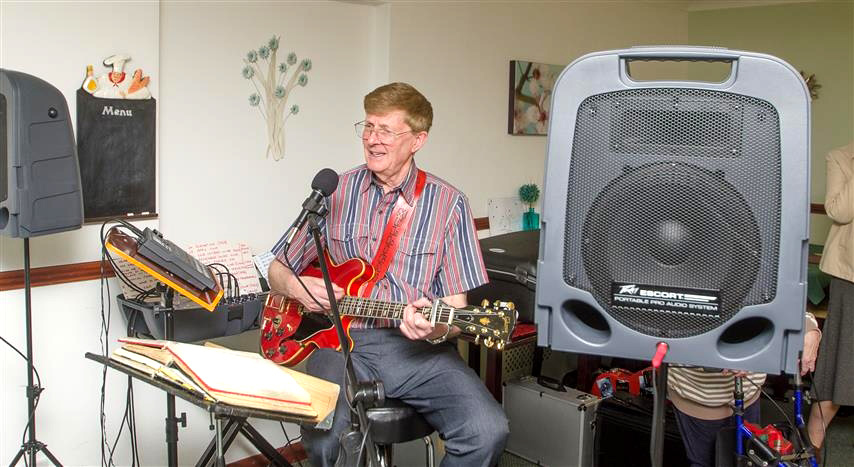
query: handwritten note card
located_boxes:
[186,241,262,295]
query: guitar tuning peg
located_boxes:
[481,299,490,307]
[474,335,480,345]
[496,341,505,351]
[494,300,515,310]
[484,336,494,348]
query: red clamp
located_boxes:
[651,342,669,368]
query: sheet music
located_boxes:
[488,197,524,235]
[253,251,275,282]
[111,257,196,309]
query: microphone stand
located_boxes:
[305,216,380,467]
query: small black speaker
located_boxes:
[0,69,83,238]
[536,47,810,374]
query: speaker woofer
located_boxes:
[580,162,762,338]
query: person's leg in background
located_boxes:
[673,401,760,467]
[807,400,840,451]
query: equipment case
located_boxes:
[468,230,539,323]
[503,376,598,466]
[596,395,688,466]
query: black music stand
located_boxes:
[85,353,298,467]
[104,227,224,466]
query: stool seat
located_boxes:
[366,398,434,445]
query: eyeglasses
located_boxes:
[354,121,413,144]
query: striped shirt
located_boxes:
[272,162,488,329]
[667,313,819,420]
[667,366,766,419]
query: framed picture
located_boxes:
[508,60,564,135]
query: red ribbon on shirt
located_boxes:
[362,169,427,296]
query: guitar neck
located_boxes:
[336,296,453,322]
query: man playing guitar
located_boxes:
[268,82,508,467]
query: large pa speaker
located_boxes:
[535,47,810,374]
[0,69,83,238]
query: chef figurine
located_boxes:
[94,54,132,98]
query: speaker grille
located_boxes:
[563,88,781,338]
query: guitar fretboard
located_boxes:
[337,296,455,322]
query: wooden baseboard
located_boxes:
[227,442,306,467]
[0,260,115,291]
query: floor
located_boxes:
[285,405,853,467]
[494,400,854,467]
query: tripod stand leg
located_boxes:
[240,423,292,467]
[39,444,63,466]
[195,419,240,467]
[10,447,25,466]
[10,441,63,467]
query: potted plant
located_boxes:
[519,183,540,230]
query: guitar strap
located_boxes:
[362,169,427,296]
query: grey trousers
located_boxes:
[301,328,509,467]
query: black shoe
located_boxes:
[837,405,854,418]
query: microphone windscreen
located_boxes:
[312,168,339,196]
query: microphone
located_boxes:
[282,168,339,252]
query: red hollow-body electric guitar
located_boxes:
[259,252,516,366]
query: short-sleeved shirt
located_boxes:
[271,162,488,329]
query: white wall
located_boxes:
[158,1,379,253]
[385,1,693,220]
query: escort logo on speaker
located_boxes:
[611,282,721,317]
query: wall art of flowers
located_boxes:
[242,35,311,160]
[508,60,563,135]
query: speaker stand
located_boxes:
[9,238,63,467]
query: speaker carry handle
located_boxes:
[618,47,740,88]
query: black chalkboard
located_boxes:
[76,89,156,220]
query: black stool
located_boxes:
[366,398,435,467]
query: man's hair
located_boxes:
[364,82,433,133]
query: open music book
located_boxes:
[112,338,338,423]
